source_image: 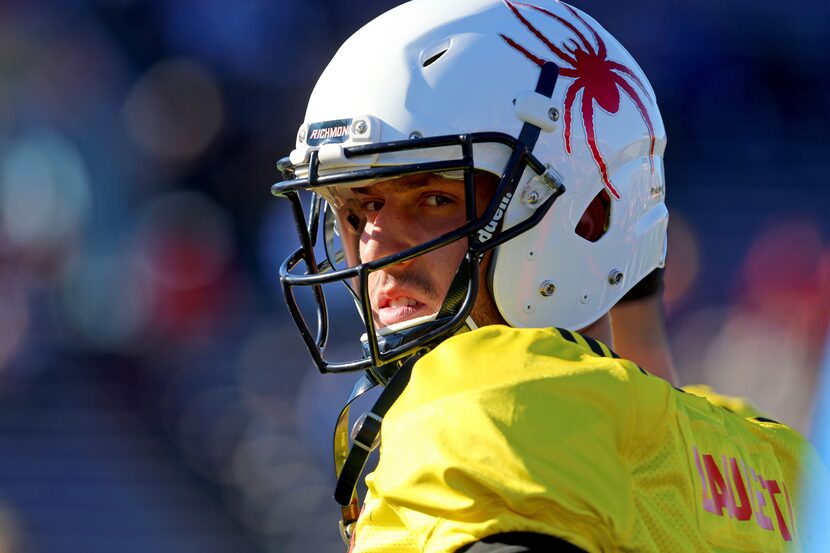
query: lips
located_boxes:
[376,293,429,327]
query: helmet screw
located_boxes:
[548,107,560,122]
[409,131,423,139]
[297,128,306,143]
[539,280,556,297]
[608,270,624,285]
[525,190,540,205]
[353,119,368,134]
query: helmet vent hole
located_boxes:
[575,189,611,243]
[422,49,448,68]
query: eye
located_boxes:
[423,194,454,207]
[361,199,384,212]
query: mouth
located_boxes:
[376,295,429,327]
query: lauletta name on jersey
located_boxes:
[693,446,795,541]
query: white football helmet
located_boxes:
[273,0,668,380]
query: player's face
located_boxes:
[341,172,502,329]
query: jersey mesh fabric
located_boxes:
[626,416,708,552]
[349,325,825,553]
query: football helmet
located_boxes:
[273,0,668,382]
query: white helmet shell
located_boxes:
[295,0,668,331]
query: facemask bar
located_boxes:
[272,62,564,377]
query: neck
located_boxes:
[580,313,613,346]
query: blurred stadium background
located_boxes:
[0,0,827,551]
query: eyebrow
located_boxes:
[351,176,452,195]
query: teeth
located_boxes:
[389,297,417,308]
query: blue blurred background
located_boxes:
[0,0,827,551]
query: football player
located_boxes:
[272,0,826,550]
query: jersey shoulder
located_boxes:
[419,324,653,391]
[680,384,766,420]
[411,325,674,441]
[363,326,674,552]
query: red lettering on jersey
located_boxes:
[693,447,797,542]
[703,454,730,515]
[762,478,793,541]
[753,469,775,531]
[721,454,737,516]
[694,447,718,513]
[728,457,752,521]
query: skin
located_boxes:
[336,171,613,345]
[339,172,503,328]
[610,293,678,384]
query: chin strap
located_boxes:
[332,352,422,544]
[332,373,378,543]
[333,313,478,544]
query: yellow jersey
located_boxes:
[680,384,766,420]
[350,325,826,552]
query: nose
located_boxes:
[359,205,421,265]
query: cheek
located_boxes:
[422,239,468,291]
[343,234,361,267]
[356,235,367,264]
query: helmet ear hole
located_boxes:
[575,189,611,243]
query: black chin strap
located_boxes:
[333,352,422,543]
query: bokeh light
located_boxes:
[123,58,224,162]
[134,191,233,290]
[58,247,154,351]
[0,129,90,256]
[699,311,815,430]
[131,190,236,343]
[736,218,829,349]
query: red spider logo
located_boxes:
[500,0,656,200]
